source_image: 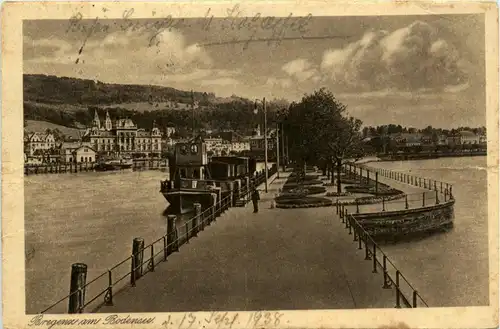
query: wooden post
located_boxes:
[131,238,144,280]
[375,172,379,195]
[193,203,201,236]
[167,215,179,254]
[68,263,87,314]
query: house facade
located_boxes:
[83,110,162,158]
[60,142,96,163]
[25,132,56,156]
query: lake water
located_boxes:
[366,156,489,307]
[25,162,272,314]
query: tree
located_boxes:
[282,88,365,193]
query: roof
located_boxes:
[458,130,476,137]
[74,145,96,152]
[137,131,152,137]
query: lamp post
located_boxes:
[276,123,280,179]
[254,98,268,193]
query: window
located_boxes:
[89,157,92,162]
[85,157,88,162]
[69,157,72,162]
[81,156,84,162]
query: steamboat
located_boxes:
[95,155,133,171]
[160,136,256,214]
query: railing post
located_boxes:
[105,270,113,306]
[435,190,439,204]
[372,243,377,273]
[162,236,167,261]
[132,238,144,279]
[185,224,190,244]
[449,185,453,199]
[150,245,155,272]
[193,203,201,236]
[424,179,427,189]
[348,217,352,235]
[405,194,409,209]
[382,197,385,212]
[356,200,359,214]
[383,256,391,289]
[167,215,179,255]
[440,182,443,193]
[413,291,418,308]
[68,263,87,314]
[375,172,379,194]
[422,192,425,207]
[364,234,371,260]
[358,227,363,249]
[336,199,339,214]
[130,256,136,287]
[353,224,358,241]
[395,271,401,308]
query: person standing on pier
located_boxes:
[251,188,260,213]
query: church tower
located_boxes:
[92,109,101,130]
[105,110,112,131]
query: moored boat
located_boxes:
[95,155,133,171]
[160,137,256,215]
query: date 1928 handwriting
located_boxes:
[161,311,284,329]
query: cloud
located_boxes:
[282,58,319,83]
[200,78,241,87]
[24,28,213,78]
[321,21,469,92]
[266,77,293,88]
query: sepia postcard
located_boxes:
[2,1,499,328]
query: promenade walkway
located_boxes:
[97,172,397,312]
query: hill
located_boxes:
[23,74,289,135]
[24,120,83,139]
[23,74,216,107]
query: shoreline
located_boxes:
[357,152,486,165]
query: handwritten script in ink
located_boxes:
[28,311,285,329]
[65,4,313,61]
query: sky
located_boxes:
[23,13,486,129]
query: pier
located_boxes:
[37,162,456,314]
[95,171,397,313]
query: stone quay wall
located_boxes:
[344,163,455,241]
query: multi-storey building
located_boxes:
[83,110,162,157]
[24,132,56,156]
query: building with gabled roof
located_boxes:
[82,110,162,157]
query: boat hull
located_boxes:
[162,189,219,215]
[95,163,133,171]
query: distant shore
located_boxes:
[357,150,487,164]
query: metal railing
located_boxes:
[331,163,457,308]
[347,163,454,197]
[337,207,429,308]
[40,165,278,314]
[340,190,454,214]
